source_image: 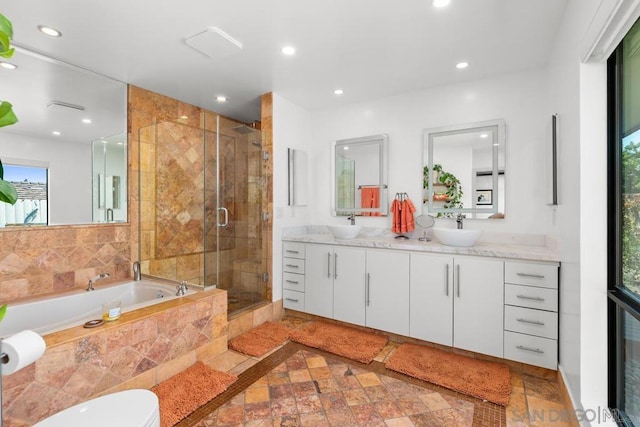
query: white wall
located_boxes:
[0,131,93,224]
[307,69,550,234]
[272,93,312,302]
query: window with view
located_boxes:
[0,164,48,227]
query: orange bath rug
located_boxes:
[228,321,293,357]
[385,343,511,406]
[289,321,388,364]
[151,361,237,427]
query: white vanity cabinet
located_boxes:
[503,261,559,370]
[283,242,306,311]
[305,244,366,321]
[410,254,504,358]
[365,250,410,336]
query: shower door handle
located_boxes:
[217,207,229,227]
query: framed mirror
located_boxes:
[0,47,127,227]
[287,148,308,206]
[331,134,388,216]
[423,119,505,219]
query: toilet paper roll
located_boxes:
[1,330,46,375]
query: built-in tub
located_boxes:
[0,279,195,337]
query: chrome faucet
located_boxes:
[456,214,465,229]
[176,281,189,296]
[347,214,356,225]
[133,261,141,281]
[86,273,110,291]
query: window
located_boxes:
[0,164,48,227]
[609,17,640,426]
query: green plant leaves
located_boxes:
[0,178,18,204]
[0,13,14,59]
[0,304,6,322]
[0,101,18,128]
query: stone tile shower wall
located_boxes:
[134,87,273,302]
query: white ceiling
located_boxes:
[2,0,568,125]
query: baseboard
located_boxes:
[558,365,581,427]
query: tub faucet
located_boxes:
[133,261,141,281]
[456,214,465,229]
[347,214,356,225]
[86,273,110,291]
[176,281,188,296]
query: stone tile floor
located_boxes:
[181,316,574,427]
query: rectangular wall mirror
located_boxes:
[0,47,127,227]
[287,148,308,206]
[423,119,505,219]
[331,134,388,216]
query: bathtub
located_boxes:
[0,279,195,337]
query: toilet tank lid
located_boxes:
[34,389,159,427]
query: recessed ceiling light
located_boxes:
[281,46,296,56]
[37,25,62,37]
[480,133,488,138]
[334,89,344,95]
[433,0,451,7]
[52,131,61,136]
[456,62,469,69]
[0,61,17,70]
[216,95,228,102]
[82,118,92,124]
[343,146,349,150]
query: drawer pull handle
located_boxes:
[285,264,299,268]
[286,250,300,254]
[516,345,545,354]
[285,298,299,303]
[516,318,545,326]
[516,273,545,279]
[516,295,545,302]
[285,280,299,284]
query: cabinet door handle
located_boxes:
[516,295,545,302]
[285,264,299,269]
[334,253,338,279]
[516,318,545,326]
[456,264,460,297]
[327,252,331,278]
[285,297,299,303]
[445,264,449,296]
[366,273,371,306]
[286,250,300,254]
[516,272,545,279]
[285,280,299,284]
[516,345,545,354]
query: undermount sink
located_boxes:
[327,224,362,239]
[433,227,482,247]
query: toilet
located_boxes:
[34,389,159,427]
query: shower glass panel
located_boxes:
[139,114,266,316]
[204,116,265,314]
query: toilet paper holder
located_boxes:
[1,342,7,427]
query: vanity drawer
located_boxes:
[283,242,306,259]
[283,289,305,311]
[504,331,557,370]
[505,305,558,339]
[283,257,305,274]
[505,284,558,312]
[283,272,305,292]
[505,262,558,289]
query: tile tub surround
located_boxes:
[0,223,132,304]
[2,288,228,427]
[282,225,560,262]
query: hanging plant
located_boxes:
[423,163,464,217]
[0,12,18,205]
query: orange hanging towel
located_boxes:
[401,198,416,233]
[361,187,381,216]
[391,198,402,233]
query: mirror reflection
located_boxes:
[423,119,505,219]
[0,48,127,227]
[332,134,388,216]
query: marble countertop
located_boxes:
[282,226,560,263]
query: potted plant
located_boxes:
[0,12,18,206]
[423,163,464,216]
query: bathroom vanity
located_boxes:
[282,227,560,370]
